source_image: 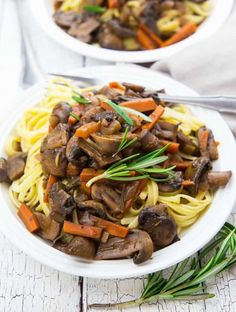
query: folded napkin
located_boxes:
[152,5,236,136]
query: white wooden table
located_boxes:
[0,0,235,311]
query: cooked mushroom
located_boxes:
[41,124,70,152]
[107,20,136,38]
[56,236,95,259]
[95,229,154,264]
[53,10,79,29]
[66,136,88,166]
[98,27,124,50]
[207,171,232,189]
[177,131,198,155]
[68,17,100,43]
[158,171,183,193]
[7,152,27,181]
[49,102,72,128]
[0,158,9,183]
[197,127,218,160]
[140,129,161,152]
[41,147,68,177]
[184,157,211,196]
[49,182,75,222]
[77,200,107,218]
[35,213,61,241]
[123,83,145,93]
[139,204,178,250]
[91,183,124,219]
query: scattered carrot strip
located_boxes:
[63,221,102,239]
[137,28,157,50]
[75,121,100,138]
[100,101,113,111]
[119,97,157,112]
[108,0,119,8]
[89,215,129,238]
[161,22,197,47]
[198,129,209,153]
[80,168,105,182]
[80,182,91,195]
[169,161,192,170]
[140,24,163,47]
[142,105,165,130]
[109,81,125,92]
[160,140,180,153]
[18,204,40,233]
[182,180,195,187]
[44,175,58,203]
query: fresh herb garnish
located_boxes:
[112,127,137,157]
[105,100,134,126]
[84,5,106,13]
[86,144,174,187]
[69,112,80,121]
[89,222,236,309]
[72,91,91,105]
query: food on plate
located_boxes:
[0,78,231,264]
[53,0,211,51]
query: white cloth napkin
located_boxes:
[152,4,236,136]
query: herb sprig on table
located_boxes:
[86,145,175,187]
[89,223,236,309]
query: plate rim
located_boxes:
[0,65,235,279]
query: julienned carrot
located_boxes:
[108,0,119,8]
[140,24,163,47]
[109,81,125,92]
[80,168,104,182]
[63,221,102,239]
[44,175,58,203]
[18,203,40,233]
[169,160,192,170]
[182,180,195,187]
[198,129,209,153]
[137,28,157,50]
[100,101,113,111]
[161,22,197,47]
[90,215,129,238]
[119,98,157,112]
[160,140,180,153]
[75,121,100,138]
[142,105,165,130]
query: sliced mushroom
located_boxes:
[139,204,178,250]
[41,147,68,177]
[49,182,75,222]
[66,136,88,167]
[68,17,100,43]
[176,131,198,155]
[77,200,107,218]
[41,123,70,152]
[56,237,95,259]
[49,102,72,128]
[123,83,145,93]
[207,171,232,189]
[197,127,218,160]
[35,213,61,241]
[95,229,154,264]
[158,171,183,193]
[7,152,27,181]
[184,157,211,196]
[140,129,161,152]
[91,183,124,219]
[0,158,9,183]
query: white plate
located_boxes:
[0,65,235,279]
[29,0,234,63]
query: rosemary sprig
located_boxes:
[105,100,134,126]
[69,112,80,121]
[72,91,91,105]
[112,127,137,157]
[89,223,236,309]
[83,4,106,13]
[86,145,174,187]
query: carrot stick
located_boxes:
[198,129,209,153]
[44,175,58,203]
[89,215,129,238]
[182,180,195,187]
[108,0,119,8]
[100,101,113,111]
[63,221,102,239]
[169,160,192,170]
[161,22,197,47]
[119,97,157,112]
[160,140,180,153]
[75,121,100,138]
[140,24,163,47]
[80,168,104,182]
[142,105,165,130]
[109,81,125,92]
[18,203,40,233]
[137,28,158,50]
